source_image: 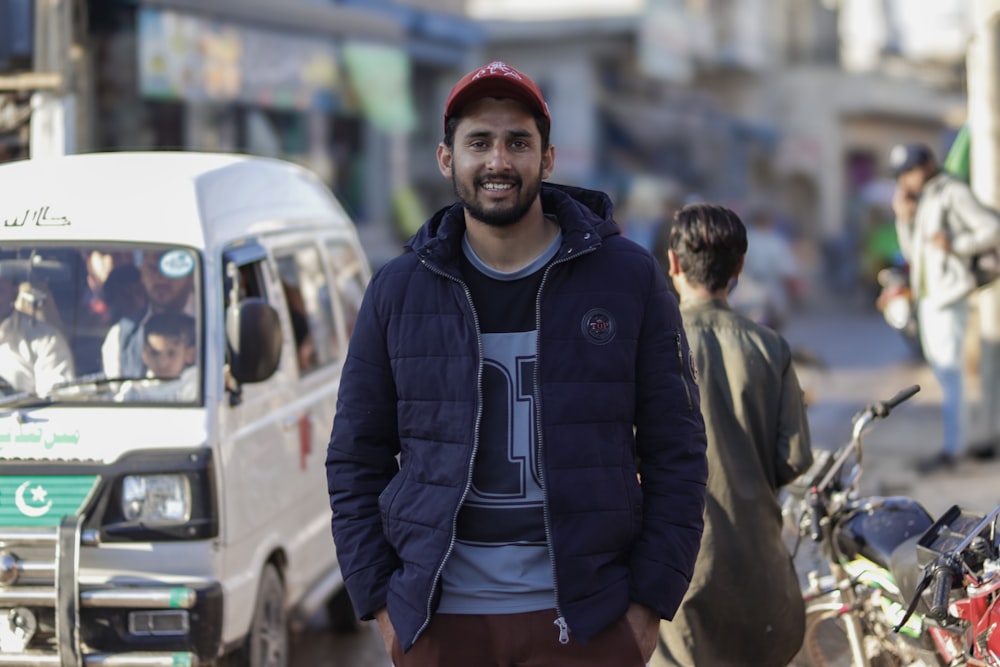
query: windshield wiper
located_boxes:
[0,392,53,412]
[49,373,146,392]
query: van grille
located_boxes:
[0,516,198,666]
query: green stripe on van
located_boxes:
[0,476,98,527]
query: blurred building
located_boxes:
[0,0,483,256]
[2,0,971,280]
[468,0,969,287]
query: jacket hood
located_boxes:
[406,183,620,263]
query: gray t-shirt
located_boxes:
[437,229,561,614]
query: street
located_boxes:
[290,614,390,667]
[291,290,1000,666]
[782,291,1000,519]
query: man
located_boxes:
[890,142,1000,472]
[101,249,194,378]
[326,61,707,666]
[0,275,74,395]
[731,205,803,331]
[655,203,813,667]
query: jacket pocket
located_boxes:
[377,472,406,543]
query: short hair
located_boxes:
[443,109,551,151]
[669,204,748,292]
[144,313,195,348]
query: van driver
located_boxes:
[102,250,194,378]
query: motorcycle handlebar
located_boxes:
[872,384,921,418]
[928,564,953,622]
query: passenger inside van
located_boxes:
[102,249,195,378]
[103,264,148,325]
[0,274,75,395]
[116,312,197,402]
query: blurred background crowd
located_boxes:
[0,0,974,291]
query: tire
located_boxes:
[236,563,288,667]
[801,603,856,667]
[801,599,903,667]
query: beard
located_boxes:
[453,169,543,228]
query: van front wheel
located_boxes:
[239,563,288,667]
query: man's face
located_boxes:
[897,165,930,196]
[437,97,554,228]
[142,333,194,378]
[140,252,192,312]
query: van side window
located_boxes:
[274,246,336,374]
[224,262,265,307]
[326,241,367,341]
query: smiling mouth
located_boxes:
[480,181,516,194]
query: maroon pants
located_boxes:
[390,609,644,667]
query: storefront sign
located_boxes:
[138,8,341,112]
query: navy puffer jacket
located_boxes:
[326,183,707,652]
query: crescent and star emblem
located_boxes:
[14,482,53,518]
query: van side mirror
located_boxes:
[226,298,283,385]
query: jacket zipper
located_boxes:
[675,330,694,412]
[412,254,485,646]
[534,240,598,644]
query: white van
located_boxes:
[0,152,372,666]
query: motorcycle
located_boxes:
[891,498,1000,665]
[789,384,944,666]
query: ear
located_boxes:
[667,249,682,277]
[437,143,453,179]
[541,144,555,180]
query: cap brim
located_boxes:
[447,80,546,121]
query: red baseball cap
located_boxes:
[443,61,550,134]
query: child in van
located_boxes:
[116,313,197,402]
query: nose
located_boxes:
[486,144,512,171]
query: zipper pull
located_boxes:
[553,616,570,644]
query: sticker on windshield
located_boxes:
[159,250,195,279]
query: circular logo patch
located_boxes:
[159,249,195,279]
[581,308,616,345]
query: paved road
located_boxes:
[290,614,390,667]
[782,293,1000,518]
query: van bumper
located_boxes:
[0,582,223,666]
[80,581,224,664]
[0,517,224,666]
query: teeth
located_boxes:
[482,182,513,191]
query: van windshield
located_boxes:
[0,244,202,406]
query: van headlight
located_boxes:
[122,474,192,524]
[99,449,217,542]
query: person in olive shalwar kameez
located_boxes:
[653,203,813,667]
